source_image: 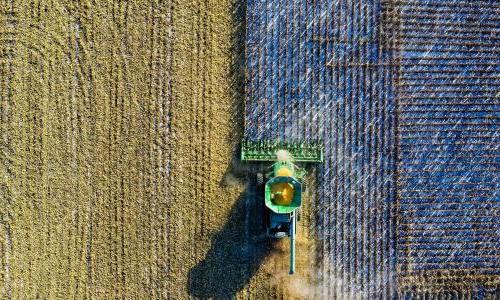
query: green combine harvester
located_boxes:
[241,140,323,274]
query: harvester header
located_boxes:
[241,140,324,162]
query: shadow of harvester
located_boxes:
[188,184,271,298]
[188,0,271,297]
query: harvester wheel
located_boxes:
[256,173,264,187]
[296,209,301,222]
[302,180,307,192]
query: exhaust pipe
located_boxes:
[289,212,296,274]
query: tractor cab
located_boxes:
[264,161,303,239]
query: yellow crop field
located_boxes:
[0,1,318,298]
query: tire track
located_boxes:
[0,1,16,298]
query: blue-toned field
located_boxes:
[245,0,499,298]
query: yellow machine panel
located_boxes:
[270,182,295,205]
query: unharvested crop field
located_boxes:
[1,0,499,299]
[245,0,499,298]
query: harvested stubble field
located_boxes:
[0,0,317,299]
